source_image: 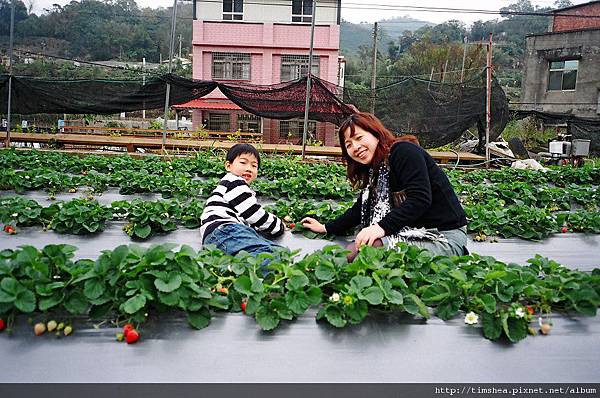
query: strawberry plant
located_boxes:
[123,199,181,239]
[180,199,206,229]
[49,198,113,234]
[0,243,598,343]
[0,196,45,226]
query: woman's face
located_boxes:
[343,125,380,165]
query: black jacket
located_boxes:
[325,141,467,236]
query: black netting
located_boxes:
[0,74,216,115]
[512,110,600,155]
[342,72,510,148]
[1,72,511,149]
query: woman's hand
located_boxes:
[301,217,326,234]
[355,224,385,249]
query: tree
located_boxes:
[0,0,28,36]
[553,0,573,9]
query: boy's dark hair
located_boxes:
[226,143,261,167]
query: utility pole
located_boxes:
[370,22,378,114]
[5,0,16,148]
[485,33,493,164]
[162,0,179,154]
[301,0,317,160]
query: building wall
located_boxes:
[552,2,600,32]
[520,29,600,117]
[191,1,341,144]
[196,0,338,25]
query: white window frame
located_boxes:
[212,52,251,81]
[547,59,578,92]
[279,119,316,139]
[280,55,320,82]
[292,0,313,23]
[223,0,243,20]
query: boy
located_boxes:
[200,144,284,259]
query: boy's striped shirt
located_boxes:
[200,172,284,243]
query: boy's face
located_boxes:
[225,153,259,184]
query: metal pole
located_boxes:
[301,0,317,160]
[5,0,16,148]
[485,33,493,164]
[460,36,468,83]
[162,0,179,153]
[369,22,378,114]
[142,57,146,121]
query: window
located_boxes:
[279,119,316,139]
[292,0,313,23]
[280,55,320,82]
[548,60,578,91]
[212,52,251,80]
[238,114,261,133]
[223,0,243,20]
[208,113,231,131]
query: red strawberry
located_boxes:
[3,225,16,234]
[123,323,135,337]
[125,329,140,344]
[526,305,534,315]
[561,227,568,233]
[240,301,247,313]
[289,223,296,229]
[0,319,5,331]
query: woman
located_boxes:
[301,112,468,260]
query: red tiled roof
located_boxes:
[173,98,242,110]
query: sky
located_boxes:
[29,0,590,26]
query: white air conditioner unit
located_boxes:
[549,141,571,156]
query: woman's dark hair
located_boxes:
[338,112,419,188]
[225,143,261,167]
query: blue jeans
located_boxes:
[203,223,282,258]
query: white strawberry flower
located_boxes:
[515,307,525,318]
[329,293,340,303]
[464,311,479,325]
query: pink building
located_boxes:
[185,0,343,146]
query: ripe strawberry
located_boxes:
[63,325,73,336]
[561,227,568,233]
[3,225,16,234]
[240,301,247,313]
[125,329,140,344]
[34,322,46,336]
[526,306,534,315]
[289,223,296,229]
[0,319,5,331]
[47,320,58,332]
[123,323,135,337]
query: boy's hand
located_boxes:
[301,217,326,234]
[354,224,385,249]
